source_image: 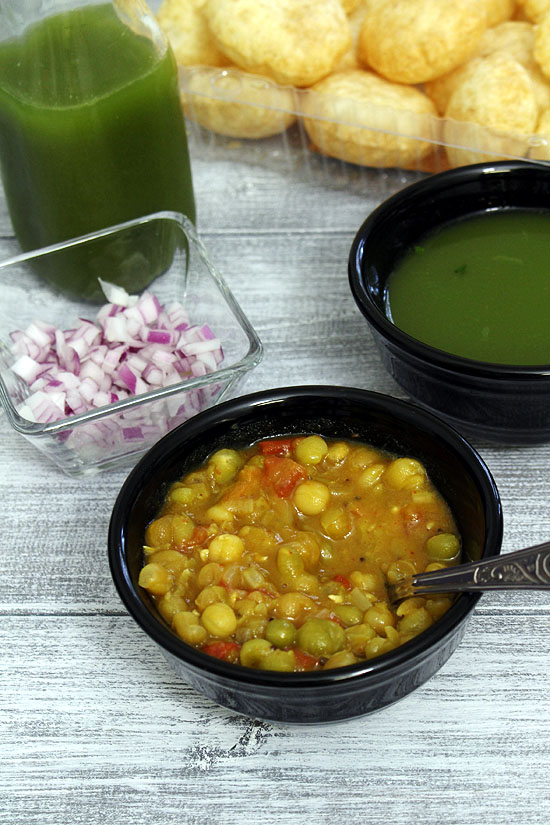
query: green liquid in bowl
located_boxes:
[385,209,550,365]
[0,3,195,300]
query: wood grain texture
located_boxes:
[1,144,550,825]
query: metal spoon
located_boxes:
[389,540,550,602]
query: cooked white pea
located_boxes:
[138,562,173,595]
[294,435,328,465]
[320,505,350,539]
[201,603,238,637]
[209,449,243,484]
[293,480,330,515]
[384,457,427,490]
[207,533,244,563]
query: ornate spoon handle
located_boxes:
[390,541,550,601]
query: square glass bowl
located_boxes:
[0,212,262,476]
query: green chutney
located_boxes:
[0,3,195,300]
[384,209,550,365]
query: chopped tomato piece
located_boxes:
[191,526,209,545]
[179,525,209,554]
[333,574,352,591]
[263,455,307,498]
[202,641,241,663]
[293,648,320,672]
[258,438,295,456]
[221,465,262,502]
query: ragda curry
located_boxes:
[139,435,460,671]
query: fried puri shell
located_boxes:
[515,0,550,22]
[156,0,229,67]
[529,107,550,158]
[358,0,487,84]
[534,12,550,79]
[302,69,439,168]
[341,0,363,12]
[333,1,369,72]
[483,0,517,26]
[181,68,297,138]
[426,21,550,115]
[479,19,536,62]
[204,0,351,88]
[444,53,538,166]
[425,58,485,116]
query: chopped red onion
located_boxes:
[182,338,222,356]
[25,321,55,348]
[7,280,225,457]
[79,377,99,403]
[103,315,136,344]
[97,278,136,307]
[136,292,161,325]
[11,354,47,384]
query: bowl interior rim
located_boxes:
[108,385,503,689]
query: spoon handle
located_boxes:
[394,540,550,600]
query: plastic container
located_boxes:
[0,212,262,476]
[179,65,550,197]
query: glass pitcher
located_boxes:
[0,0,196,300]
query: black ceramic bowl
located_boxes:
[108,386,502,724]
[349,160,550,445]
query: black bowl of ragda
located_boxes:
[108,385,502,724]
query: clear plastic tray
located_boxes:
[180,65,550,197]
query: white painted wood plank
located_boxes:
[1,613,550,825]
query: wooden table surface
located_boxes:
[2,134,550,825]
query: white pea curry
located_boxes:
[139,435,460,672]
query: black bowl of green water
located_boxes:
[349,159,550,445]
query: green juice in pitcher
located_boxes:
[0,2,195,300]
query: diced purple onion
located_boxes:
[7,281,225,454]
